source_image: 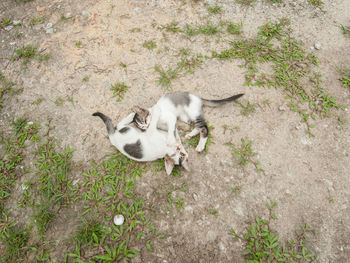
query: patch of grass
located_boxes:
[154,65,179,89]
[207,5,222,14]
[177,54,203,74]
[13,30,23,39]
[160,21,182,33]
[82,75,89,82]
[142,40,157,50]
[29,16,46,26]
[235,0,256,6]
[119,62,127,68]
[212,19,342,136]
[227,138,264,172]
[339,68,350,89]
[53,97,64,106]
[238,100,257,116]
[226,22,242,35]
[0,72,18,108]
[231,201,317,262]
[0,17,12,28]
[31,97,43,105]
[110,82,130,101]
[12,45,50,66]
[0,224,30,262]
[209,209,219,218]
[231,185,243,195]
[308,0,323,8]
[340,24,350,35]
[75,41,82,48]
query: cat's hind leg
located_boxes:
[185,128,200,139]
[193,115,208,152]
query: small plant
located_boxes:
[119,62,127,68]
[340,24,350,35]
[209,209,219,218]
[130,27,141,33]
[235,0,256,6]
[154,65,179,89]
[29,16,46,26]
[143,40,157,50]
[82,75,89,82]
[339,68,350,89]
[110,82,130,101]
[308,0,323,8]
[227,138,264,172]
[207,5,222,14]
[231,185,243,195]
[0,17,11,28]
[238,101,256,116]
[31,97,43,105]
[12,45,50,65]
[231,202,317,262]
[75,41,82,48]
[161,21,182,33]
[53,97,64,106]
[0,225,30,262]
[226,22,242,35]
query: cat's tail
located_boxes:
[92,112,115,135]
[202,93,244,107]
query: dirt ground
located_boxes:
[1,0,350,262]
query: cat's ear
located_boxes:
[164,154,175,175]
[182,158,190,171]
[132,105,148,114]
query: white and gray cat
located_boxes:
[92,111,189,175]
[132,92,244,152]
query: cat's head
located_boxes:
[164,148,189,175]
[132,106,151,131]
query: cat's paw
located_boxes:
[185,133,193,140]
[195,144,205,152]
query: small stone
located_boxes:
[27,121,34,125]
[45,22,53,29]
[113,215,124,225]
[81,10,89,17]
[40,77,46,84]
[278,105,286,111]
[314,42,321,50]
[134,7,142,13]
[65,12,72,19]
[300,138,312,145]
[4,25,14,31]
[45,28,54,34]
[13,20,22,26]
[192,193,198,201]
[10,42,16,46]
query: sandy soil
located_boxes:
[1,0,349,262]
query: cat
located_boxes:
[132,92,244,152]
[92,111,189,175]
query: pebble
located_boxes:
[113,215,124,225]
[65,12,72,19]
[36,6,46,12]
[192,193,198,201]
[10,42,16,46]
[27,121,34,125]
[134,7,142,13]
[278,105,286,111]
[314,42,321,50]
[45,22,53,29]
[13,20,21,26]
[4,25,14,31]
[81,10,89,17]
[46,28,54,34]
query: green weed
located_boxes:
[75,41,82,48]
[227,138,264,172]
[110,82,130,101]
[339,68,350,89]
[82,75,89,82]
[236,0,256,6]
[226,22,242,35]
[0,225,30,262]
[186,124,214,153]
[207,5,222,15]
[308,0,323,8]
[209,209,219,218]
[340,24,350,35]
[154,65,179,89]
[231,202,317,262]
[0,72,18,108]
[238,101,257,116]
[12,45,50,66]
[29,16,46,26]
[143,40,157,50]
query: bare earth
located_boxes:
[1,0,349,262]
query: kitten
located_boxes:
[133,92,244,152]
[92,111,189,175]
